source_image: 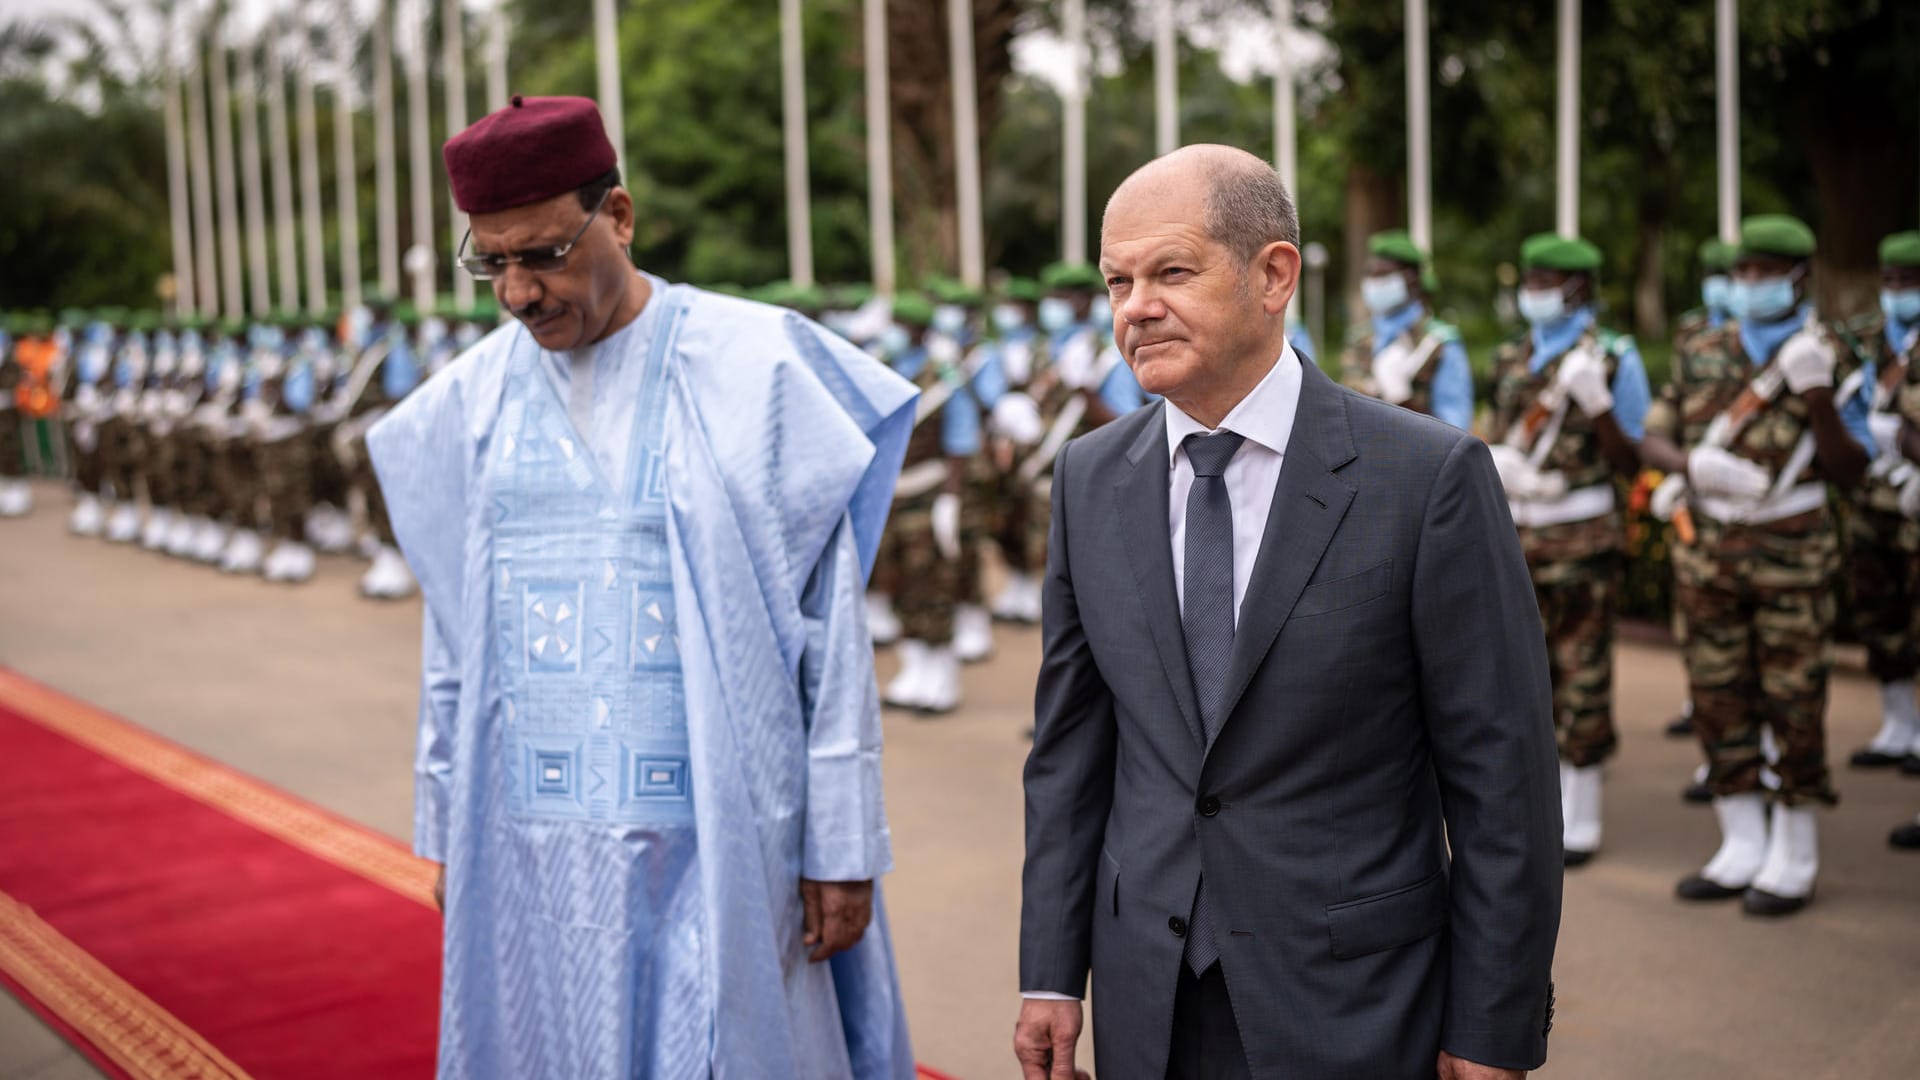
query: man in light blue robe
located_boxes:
[369,95,917,1079]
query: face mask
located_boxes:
[880,325,910,358]
[1361,274,1410,316]
[1517,287,1567,327]
[927,335,962,365]
[1727,272,1799,323]
[1038,297,1074,333]
[932,304,967,336]
[1881,288,1920,325]
[1088,294,1112,326]
[992,304,1027,334]
[1702,275,1731,314]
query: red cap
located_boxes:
[442,95,618,214]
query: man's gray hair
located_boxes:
[1204,160,1299,263]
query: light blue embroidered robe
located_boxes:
[369,281,918,1079]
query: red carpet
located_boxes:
[0,669,957,1079]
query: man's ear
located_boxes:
[607,187,636,248]
[1259,240,1302,317]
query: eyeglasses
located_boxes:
[457,189,611,280]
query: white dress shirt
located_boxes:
[1020,342,1304,1002]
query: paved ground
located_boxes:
[2,478,1918,1079]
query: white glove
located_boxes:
[931,492,962,561]
[1370,339,1418,405]
[1649,473,1688,522]
[989,392,1045,446]
[1900,473,1920,520]
[927,334,962,367]
[1867,412,1903,461]
[1556,348,1614,419]
[1776,332,1834,394]
[1486,445,1567,501]
[1688,445,1771,501]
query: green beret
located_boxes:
[924,276,984,307]
[1040,262,1105,292]
[1003,277,1042,303]
[1737,214,1815,260]
[891,292,935,327]
[1879,231,1920,268]
[463,298,499,323]
[218,317,247,337]
[821,282,875,309]
[1697,237,1736,273]
[1368,229,1425,267]
[1520,233,1602,273]
[58,308,90,329]
[392,302,422,328]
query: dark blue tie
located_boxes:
[1180,429,1243,974]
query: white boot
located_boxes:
[263,541,316,583]
[105,501,142,543]
[953,603,995,663]
[305,504,355,554]
[69,493,104,536]
[360,544,417,599]
[0,480,31,517]
[1560,762,1603,864]
[918,644,962,714]
[219,529,265,574]
[991,572,1037,622]
[140,508,173,550]
[1017,575,1045,622]
[1678,793,1769,900]
[884,640,929,708]
[867,593,902,646]
[1746,804,1819,915]
[1852,681,1919,766]
[190,518,230,563]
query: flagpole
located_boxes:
[780,0,815,288]
[948,0,984,289]
[406,0,436,312]
[593,0,625,177]
[163,29,196,316]
[1153,0,1177,155]
[1405,0,1431,251]
[334,1,364,313]
[861,0,895,294]
[266,26,301,313]
[1555,0,1581,237]
[373,0,400,297]
[1715,0,1739,243]
[1062,0,1087,265]
[1274,0,1298,319]
[208,29,245,320]
[187,30,220,319]
[296,8,328,315]
[486,3,509,113]
[237,43,273,316]
[443,0,474,309]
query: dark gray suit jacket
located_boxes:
[1020,358,1561,1079]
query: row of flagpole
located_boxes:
[161,0,1744,320]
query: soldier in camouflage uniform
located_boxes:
[247,314,322,583]
[0,314,30,517]
[1889,309,1920,848]
[1836,231,1920,771]
[98,315,155,544]
[1642,215,1878,916]
[927,278,999,663]
[1341,229,1473,431]
[333,301,421,598]
[984,277,1049,624]
[159,324,214,558]
[1485,233,1651,867]
[63,314,116,536]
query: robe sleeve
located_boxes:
[796,513,893,883]
[413,609,460,863]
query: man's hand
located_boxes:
[1013,998,1090,1080]
[1777,332,1835,394]
[799,879,873,963]
[431,863,445,913]
[1686,445,1771,501]
[1437,1050,1525,1079]
[1555,349,1613,419]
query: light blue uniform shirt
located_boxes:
[1529,306,1650,440]
[1373,301,1474,431]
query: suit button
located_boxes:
[1168,916,1187,938]
[1199,796,1220,817]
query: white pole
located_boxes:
[334,2,364,313]
[780,0,815,288]
[948,0,984,289]
[593,0,625,177]
[1153,0,1177,156]
[1062,0,1087,265]
[1271,0,1296,191]
[1405,0,1431,251]
[209,33,245,320]
[187,34,219,318]
[406,0,436,312]
[296,18,328,314]
[266,29,301,313]
[443,0,474,310]
[1555,0,1580,237]
[1715,0,1739,244]
[237,44,272,316]
[862,0,895,294]
[486,3,510,113]
[374,1,400,297]
[163,48,196,315]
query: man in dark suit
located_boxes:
[1013,145,1562,1080]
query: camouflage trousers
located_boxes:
[173,430,216,518]
[349,431,397,545]
[254,434,314,541]
[309,422,350,510]
[1529,551,1620,767]
[207,434,256,527]
[97,415,140,501]
[0,409,24,479]
[141,426,179,510]
[1844,506,1920,683]
[1672,515,1839,807]
[874,490,960,645]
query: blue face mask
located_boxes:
[1038,297,1074,333]
[1881,288,1920,325]
[1727,274,1799,323]
[932,304,967,336]
[1517,287,1567,327]
[879,324,910,358]
[1702,275,1732,314]
[992,304,1027,334]
[1361,273,1410,316]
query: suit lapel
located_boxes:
[1208,361,1358,753]
[1112,404,1206,749]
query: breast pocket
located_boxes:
[1292,558,1393,620]
[1325,868,1448,960]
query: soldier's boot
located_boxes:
[140,508,174,550]
[0,479,32,517]
[1681,762,1713,805]
[305,504,355,554]
[189,518,230,563]
[883,640,929,710]
[917,645,962,716]
[105,500,142,544]
[1560,762,1603,866]
[867,593,903,647]
[1744,804,1818,917]
[1664,699,1695,738]
[219,529,266,574]
[1677,793,1769,902]
[1891,815,1920,850]
[991,572,1041,624]
[1850,680,1919,768]
[954,604,995,664]
[263,541,317,584]
[69,493,104,536]
[361,545,417,599]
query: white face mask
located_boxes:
[927,335,962,365]
[1361,274,1411,316]
[932,304,967,336]
[1518,287,1568,327]
[1037,297,1075,333]
[992,304,1027,334]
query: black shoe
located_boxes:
[1563,848,1595,868]
[1902,755,1920,777]
[1891,823,1920,850]
[1665,715,1695,738]
[1682,778,1713,804]
[1742,887,1811,917]
[1675,874,1746,901]
[1850,747,1909,768]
